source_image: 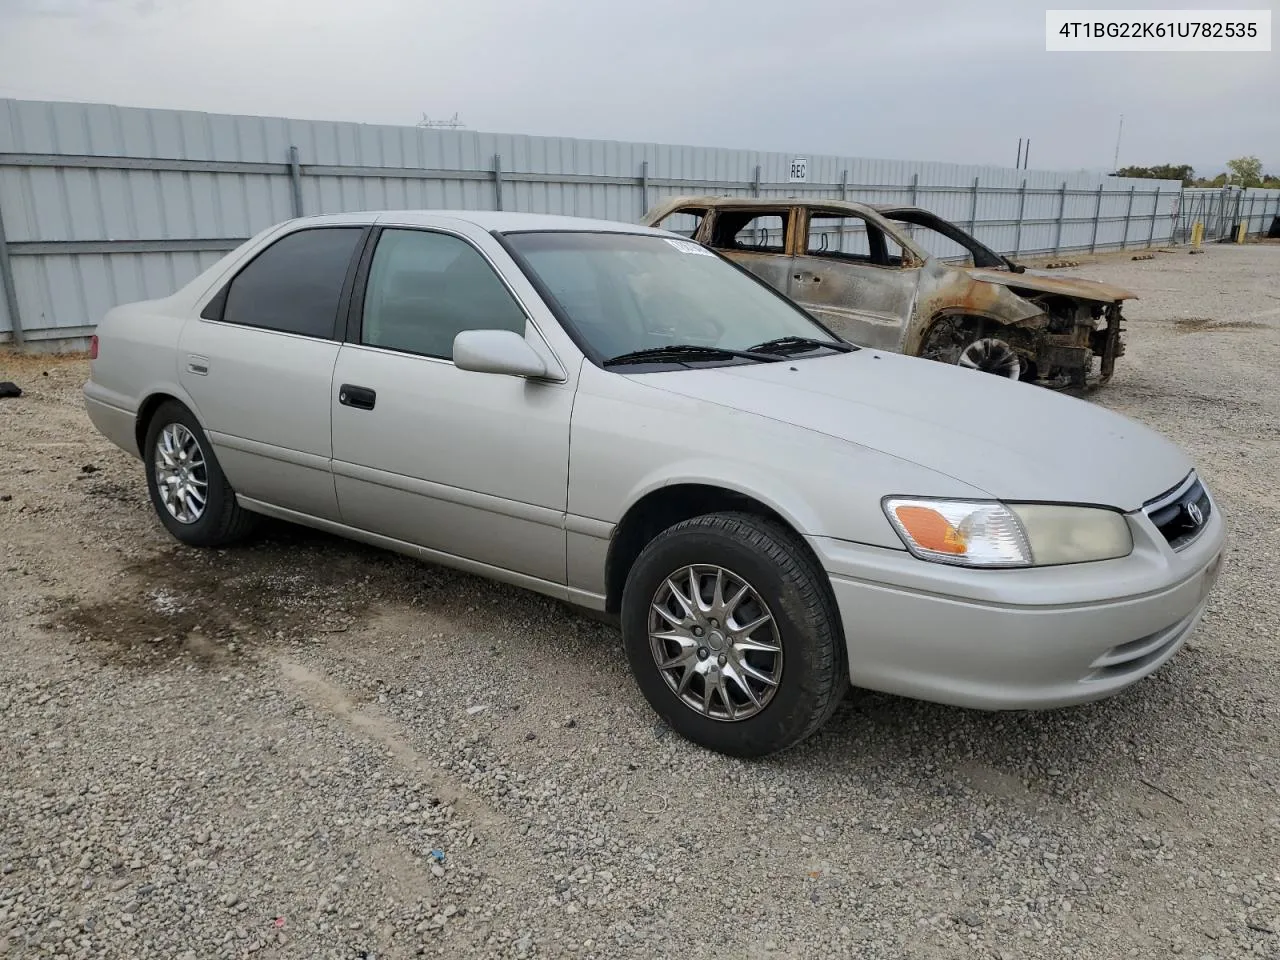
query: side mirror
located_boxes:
[453,329,549,379]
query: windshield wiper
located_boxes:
[602,344,782,367]
[745,335,855,356]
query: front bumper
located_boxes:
[810,500,1225,710]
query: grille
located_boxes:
[1143,472,1211,550]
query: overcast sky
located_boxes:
[0,0,1275,175]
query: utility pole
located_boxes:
[1016,138,1023,169]
[1112,114,1124,172]
[1023,139,1031,169]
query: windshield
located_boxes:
[502,231,843,367]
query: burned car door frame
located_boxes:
[786,206,924,352]
[693,205,803,298]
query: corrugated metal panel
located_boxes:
[5,96,1264,344]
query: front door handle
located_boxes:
[338,384,376,411]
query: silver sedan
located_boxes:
[83,210,1227,757]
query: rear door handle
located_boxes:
[338,384,376,411]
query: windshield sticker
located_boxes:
[664,238,715,256]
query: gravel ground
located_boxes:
[2,242,1279,960]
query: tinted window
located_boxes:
[361,229,526,360]
[220,227,362,337]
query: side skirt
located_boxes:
[236,496,608,612]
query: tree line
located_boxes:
[1110,157,1278,189]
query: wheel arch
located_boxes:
[603,481,827,617]
[909,307,1026,356]
[134,386,205,456]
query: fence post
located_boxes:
[1247,190,1257,236]
[1013,179,1027,258]
[1053,181,1067,255]
[492,154,504,211]
[752,164,761,198]
[638,159,649,219]
[1121,185,1135,250]
[968,176,979,235]
[838,170,848,249]
[1147,186,1160,247]
[0,194,23,351]
[288,146,304,219]
[1089,183,1104,253]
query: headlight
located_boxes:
[883,498,1133,568]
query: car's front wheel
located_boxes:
[143,400,255,547]
[919,316,1023,380]
[620,512,846,758]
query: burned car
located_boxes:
[643,197,1132,388]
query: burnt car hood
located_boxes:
[632,350,1188,511]
[962,268,1136,304]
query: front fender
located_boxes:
[904,261,1045,356]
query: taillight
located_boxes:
[89,335,99,360]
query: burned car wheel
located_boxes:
[957,338,1021,379]
[919,317,1023,380]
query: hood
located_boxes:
[962,268,1136,304]
[630,350,1190,512]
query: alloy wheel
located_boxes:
[153,422,208,524]
[648,564,783,721]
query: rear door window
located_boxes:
[217,227,363,338]
[709,211,790,253]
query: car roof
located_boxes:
[281,209,673,235]
[645,195,934,218]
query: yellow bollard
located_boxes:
[1236,221,1247,244]
[1190,222,1203,248]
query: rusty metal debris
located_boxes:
[642,197,1135,389]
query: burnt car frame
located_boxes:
[643,196,1132,388]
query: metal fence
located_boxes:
[1172,186,1280,244]
[1,97,1274,350]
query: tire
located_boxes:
[620,512,846,758]
[142,400,255,547]
[919,317,1023,380]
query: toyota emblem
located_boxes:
[1186,501,1204,526]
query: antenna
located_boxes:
[1112,115,1124,171]
[417,112,466,130]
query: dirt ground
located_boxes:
[2,243,1279,960]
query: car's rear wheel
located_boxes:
[620,512,845,758]
[143,400,255,547]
